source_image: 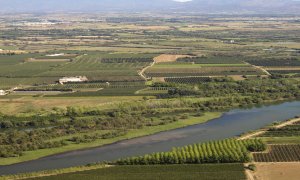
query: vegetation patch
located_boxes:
[116,139,266,165]
[24,164,247,180]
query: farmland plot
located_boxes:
[165,76,212,84]
[253,145,300,162]
[0,53,153,88]
[177,57,245,64]
[246,59,300,67]
[30,164,247,180]
[145,65,265,77]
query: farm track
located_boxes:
[244,62,271,76]
[139,61,155,80]
[238,117,300,140]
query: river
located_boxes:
[0,101,300,175]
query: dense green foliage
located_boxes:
[158,78,300,100]
[116,139,266,165]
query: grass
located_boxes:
[51,86,147,97]
[153,63,249,68]
[0,112,222,165]
[25,164,246,180]
[0,96,144,115]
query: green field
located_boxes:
[145,63,264,78]
[28,164,247,180]
[0,53,154,89]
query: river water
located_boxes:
[0,101,300,175]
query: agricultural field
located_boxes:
[28,164,247,180]
[252,163,300,180]
[258,120,300,144]
[0,53,155,89]
[253,145,300,162]
[145,56,266,79]
[165,77,211,84]
[177,57,245,64]
[246,58,300,76]
[145,63,264,78]
[0,13,300,178]
[259,121,300,137]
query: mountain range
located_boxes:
[0,0,299,14]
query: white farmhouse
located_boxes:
[0,90,7,96]
[59,76,88,84]
[46,53,65,57]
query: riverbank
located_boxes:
[0,112,222,166]
[0,164,111,180]
[1,100,300,175]
[238,116,300,140]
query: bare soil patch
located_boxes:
[252,163,300,180]
[228,75,246,81]
[26,58,71,62]
[153,54,192,63]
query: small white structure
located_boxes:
[0,90,7,96]
[46,53,65,57]
[59,76,88,84]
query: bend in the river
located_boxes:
[1,101,300,175]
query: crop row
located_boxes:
[259,124,300,137]
[253,145,300,162]
[177,57,244,64]
[165,77,211,84]
[246,59,300,67]
[146,71,263,77]
[268,70,300,75]
[28,164,247,180]
[101,58,153,63]
[146,67,264,78]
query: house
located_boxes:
[46,53,65,57]
[0,90,7,96]
[59,76,88,84]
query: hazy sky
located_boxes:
[0,0,299,14]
